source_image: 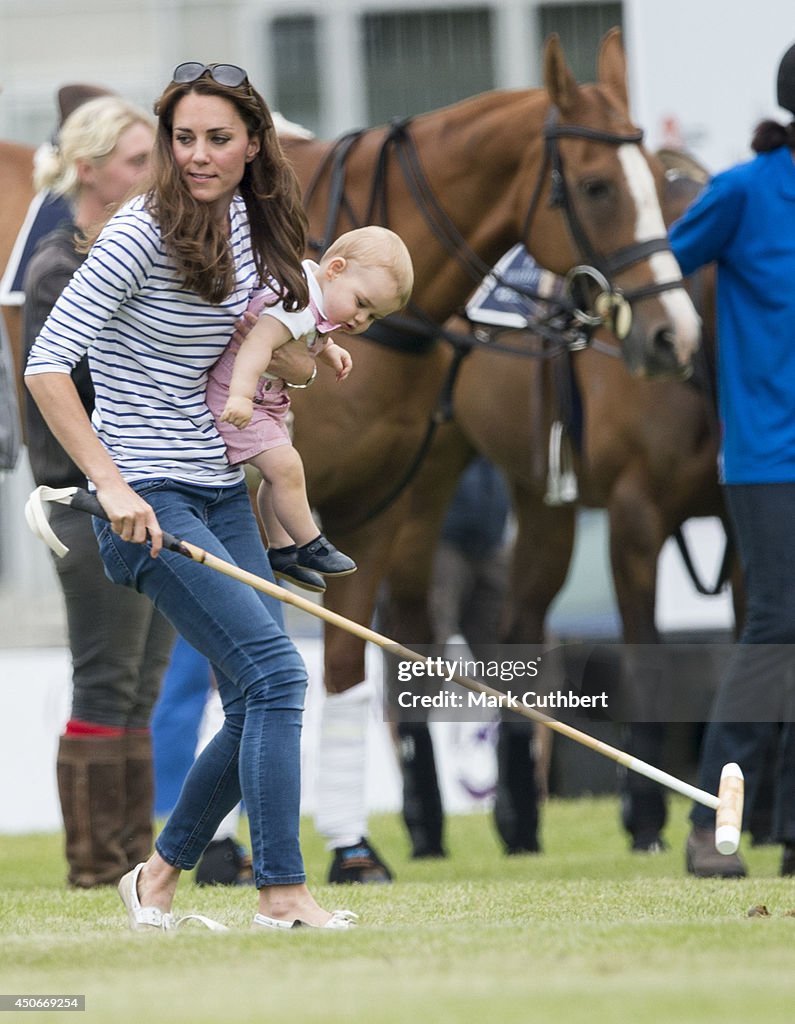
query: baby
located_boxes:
[207,225,413,591]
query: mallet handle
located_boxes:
[67,489,186,552]
[57,487,722,813]
[180,543,724,812]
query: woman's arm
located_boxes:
[25,372,164,556]
[669,169,745,276]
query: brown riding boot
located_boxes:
[685,826,747,878]
[56,734,128,887]
[121,733,155,868]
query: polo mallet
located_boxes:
[25,484,744,855]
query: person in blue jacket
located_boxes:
[670,41,795,878]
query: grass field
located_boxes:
[2,796,795,1023]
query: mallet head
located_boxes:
[24,485,79,558]
[715,762,744,855]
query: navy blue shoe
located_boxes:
[296,534,357,577]
[268,546,326,592]
[195,838,254,886]
[328,838,393,884]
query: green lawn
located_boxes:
[1,797,794,1023]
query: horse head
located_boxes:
[525,29,701,379]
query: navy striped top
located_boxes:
[25,194,258,487]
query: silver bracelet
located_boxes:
[285,363,318,389]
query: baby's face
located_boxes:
[321,262,402,334]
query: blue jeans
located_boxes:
[96,479,308,886]
[691,483,795,841]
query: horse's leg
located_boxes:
[378,425,477,858]
[313,511,405,884]
[607,473,670,851]
[496,484,577,853]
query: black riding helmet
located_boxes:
[777,41,795,114]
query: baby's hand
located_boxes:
[221,396,254,429]
[331,345,353,382]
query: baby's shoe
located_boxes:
[296,535,357,577]
[268,546,326,592]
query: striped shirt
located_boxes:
[25,194,259,487]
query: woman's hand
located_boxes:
[268,335,315,386]
[95,479,163,557]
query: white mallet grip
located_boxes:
[715,762,744,855]
[24,485,77,557]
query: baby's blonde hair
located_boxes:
[34,95,154,200]
[322,226,413,308]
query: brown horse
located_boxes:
[276,28,701,878]
[377,160,734,858]
[0,31,701,879]
[0,140,35,395]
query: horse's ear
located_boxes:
[544,33,580,115]
[597,27,629,110]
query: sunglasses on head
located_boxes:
[172,62,249,89]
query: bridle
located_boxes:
[303,104,685,345]
[296,102,684,530]
[521,106,687,339]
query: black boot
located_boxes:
[397,722,446,858]
[622,724,667,852]
[328,838,393,884]
[494,722,540,854]
[195,837,254,886]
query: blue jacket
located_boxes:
[670,145,795,483]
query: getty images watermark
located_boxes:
[382,642,795,724]
[384,646,610,723]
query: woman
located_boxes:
[23,95,176,888]
[26,63,353,929]
[670,42,795,879]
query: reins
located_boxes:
[299,102,688,530]
[332,317,577,532]
[304,115,578,322]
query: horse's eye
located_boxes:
[580,179,611,201]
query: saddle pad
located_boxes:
[466,243,564,328]
[0,190,71,305]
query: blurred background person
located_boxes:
[670,41,795,878]
[22,94,176,887]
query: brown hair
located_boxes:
[148,70,308,306]
[751,118,795,153]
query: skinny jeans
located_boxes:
[95,479,308,886]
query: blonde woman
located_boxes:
[23,96,176,888]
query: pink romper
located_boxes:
[207,261,336,465]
